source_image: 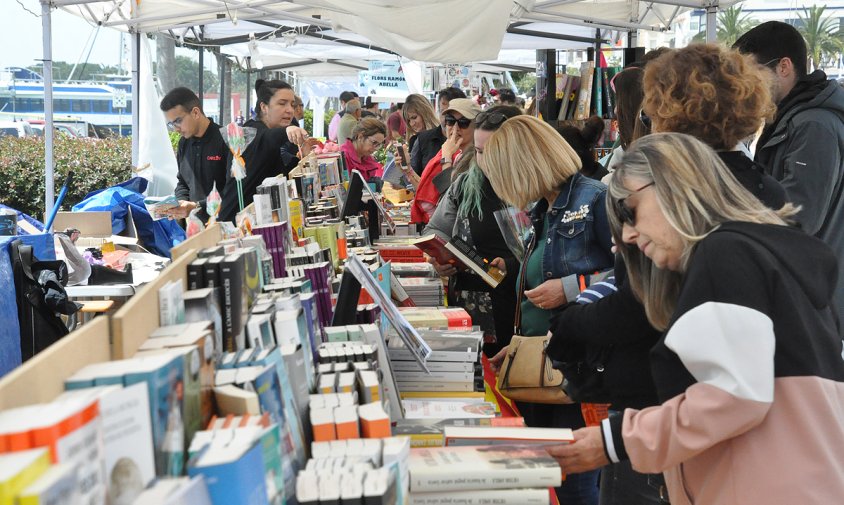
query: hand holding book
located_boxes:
[413,234,506,288]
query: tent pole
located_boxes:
[41,0,55,219]
[706,2,718,42]
[131,31,140,167]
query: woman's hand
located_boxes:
[490,257,507,275]
[488,346,509,374]
[427,255,457,277]
[286,125,309,146]
[441,126,460,161]
[545,427,610,474]
[524,279,567,310]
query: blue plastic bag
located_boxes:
[72,181,185,257]
[0,205,55,260]
[0,238,23,377]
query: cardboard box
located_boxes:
[52,211,139,249]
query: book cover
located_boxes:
[187,258,208,290]
[0,448,50,505]
[575,62,595,121]
[393,417,525,448]
[602,66,614,119]
[94,383,157,505]
[183,287,223,357]
[220,253,247,352]
[412,235,504,288]
[251,365,306,468]
[443,425,574,447]
[236,247,262,309]
[123,354,185,478]
[187,431,267,505]
[158,280,186,327]
[408,446,561,492]
[401,400,496,420]
[16,463,80,505]
[593,66,603,118]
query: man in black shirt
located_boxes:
[160,87,231,222]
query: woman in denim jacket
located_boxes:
[485,116,614,505]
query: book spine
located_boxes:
[594,67,603,118]
[410,464,560,493]
[388,349,476,362]
[220,256,246,352]
[410,488,550,505]
[394,381,474,392]
[187,262,205,290]
[390,360,475,373]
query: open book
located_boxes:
[413,234,506,288]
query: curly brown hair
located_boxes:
[643,43,775,151]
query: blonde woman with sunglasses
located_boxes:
[548,133,844,505]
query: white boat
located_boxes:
[0,67,132,136]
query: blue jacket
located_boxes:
[521,172,614,304]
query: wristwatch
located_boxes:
[441,157,452,165]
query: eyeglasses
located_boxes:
[166,115,187,130]
[475,111,508,128]
[613,181,655,226]
[365,137,383,148]
[444,115,472,129]
[762,57,782,69]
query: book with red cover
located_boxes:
[413,235,505,288]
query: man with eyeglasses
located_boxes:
[160,87,231,222]
[735,21,844,321]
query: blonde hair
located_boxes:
[402,94,440,135]
[482,116,581,209]
[608,132,797,330]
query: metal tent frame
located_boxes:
[39,0,734,215]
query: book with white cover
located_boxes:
[390,360,474,373]
[410,488,550,505]
[17,463,81,505]
[443,426,574,447]
[402,400,496,420]
[408,446,561,492]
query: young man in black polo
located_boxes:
[160,87,231,222]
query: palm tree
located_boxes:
[798,5,843,71]
[693,4,758,46]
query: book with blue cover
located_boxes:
[123,353,185,477]
[187,430,267,505]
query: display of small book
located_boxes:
[413,234,505,288]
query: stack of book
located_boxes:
[397,277,444,306]
[398,307,472,331]
[297,436,410,504]
[408,445,562,505]
[374,239,426,263]
[387,329,483,394]
[393,417,525,448]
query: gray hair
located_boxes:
[345,99,361,114]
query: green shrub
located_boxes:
[303,109,313,137]
[169,131,181,154]
[0,136,132,219]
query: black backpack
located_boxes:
[10,240,80,362]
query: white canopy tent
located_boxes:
[40,0,738,214]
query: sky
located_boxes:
[1,0,203,75]
[2,0,125,70]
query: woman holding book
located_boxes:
[423,105,522,357]
[485,116,614,505]
[219,79,311,222]
[547,132,844,505]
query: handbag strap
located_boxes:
[499,339,521,388]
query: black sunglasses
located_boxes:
[475,111,508,128]
[444,115,472,129]
[613,181,655,225]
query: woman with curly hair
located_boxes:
[642,43,787,209]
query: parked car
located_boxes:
[0,120,35,138]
